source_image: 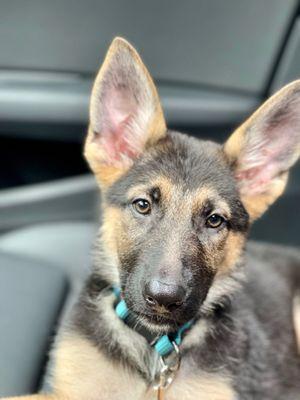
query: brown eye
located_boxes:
[133,199,151,215]
[206,214,224,228]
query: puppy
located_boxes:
[5,37,300,400]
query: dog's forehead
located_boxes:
[127,177,231,215]
[107,131,239,209]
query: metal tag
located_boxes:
[157,387,165,400]
[153,341,181,397]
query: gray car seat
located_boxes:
[0,252,67,396]
[0,222,97,397]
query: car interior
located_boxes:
[1,0,300,396]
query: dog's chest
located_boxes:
[54,332,237,400]
[143,370,236,400]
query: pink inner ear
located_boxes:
[100,115,139,163]
[99,85,141,164]
[236,164,277,194]
[236,124,298,196]
[105,86,137,132]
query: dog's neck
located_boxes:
[72,263,243,382]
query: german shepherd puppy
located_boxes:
[5,38,300,400]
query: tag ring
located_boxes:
[153,341,181,390]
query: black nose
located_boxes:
[144,280,186,312]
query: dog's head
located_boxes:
[85,38,300,332]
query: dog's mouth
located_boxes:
[130,309,180,333]
[125,296,197,333]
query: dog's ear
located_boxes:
[224,81,300,221]
[85,37,166,188]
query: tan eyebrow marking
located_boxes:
[127,178,231,219]
[191,186,231,218]
[127,176,173,202]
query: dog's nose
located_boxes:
[144,280,186,312]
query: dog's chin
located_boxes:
[139,316,174,334]
[130,310,188,334]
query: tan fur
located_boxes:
[218,232,245,273]
[166,373,235,400]
[52,333,147,400]
[224,80,300,220]
[84,37,166,189]
[93,205,123,284]
[3,333,235,400]
[149,176,174,204]
[240,173,288,221]
[101,206,123,260]
[192,186,231,218]
[101,204,139,278]
[126,176,174,204]
[2,333,147,400]
[86,153,127,189]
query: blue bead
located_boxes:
[174,320,194,345]
[115,299,129,320]
[154,335,174,357]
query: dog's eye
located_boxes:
[206,214,224,228]
[132,199,151,215]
